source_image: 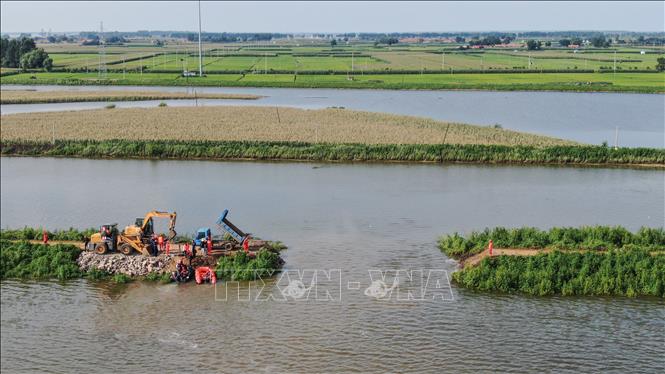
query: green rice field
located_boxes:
[3,71,663,93]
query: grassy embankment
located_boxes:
[0,239,146,283]
[2,106,663,166]
[2,71,663,93]
[0,227,96,241]
[1,228,285,283]
[0,239,283,283]
[439,226,665,297]
[0,90,260,104]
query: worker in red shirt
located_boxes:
[157,235,164,252]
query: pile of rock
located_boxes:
[77,252,174,277]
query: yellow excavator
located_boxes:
[86,211,177,256]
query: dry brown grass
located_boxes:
[0,90,260,104]
[0,106,576,146]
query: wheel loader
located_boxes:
[86,211,177,256]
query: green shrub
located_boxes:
[86,267,110,280]
[453,250,665,297]
[215,249,282,281]
[0,240,82,280]
[0,227,96,241]
[112,273,132,284]
[439,226,665,258]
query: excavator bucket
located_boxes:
[168,228,177,241]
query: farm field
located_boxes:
[5,43,662,92]
[0,105,576,146]
[3,71,663,93]
[35,43,665,72]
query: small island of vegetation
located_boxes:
[439,226,665,297]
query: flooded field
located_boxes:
[1,157,664,373]
[2,85,663,147]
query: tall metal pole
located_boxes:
[351,51,354,72]
[198,0,203,76]
[442,50,445,70]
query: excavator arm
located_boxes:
[142,211,177,240]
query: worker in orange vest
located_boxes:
[157,235,164,252]
[488,240,494,256]
[165,241,170,255]
[206,236,212,256]
[242,237,250,253]
[42,230,49,244]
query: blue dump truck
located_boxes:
[192,209,258,255]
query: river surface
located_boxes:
[1,157,664,373]
[2,85,663,148]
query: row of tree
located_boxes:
[0,37,53,71]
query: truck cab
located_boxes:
[193,228,211,247]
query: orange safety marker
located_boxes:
[488,240,494,256]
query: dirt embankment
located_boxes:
[462,248,553,267]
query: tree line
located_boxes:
[0,36,52,71]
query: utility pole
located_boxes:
[98,21,107,78]
[441,50,445,70]
[198,0,203,76]
[351,51,354,72]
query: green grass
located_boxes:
[37,46,665,72]
[453,249,665,297]
[215,249,283,281]
[2,71,663,93]
[0,227,96,241]
[0,240,82,280]
[443,226,665,297]
[2,139,664,166]
[439,226,665,259]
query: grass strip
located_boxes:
[2,140,663,166]
[453,249,665,297]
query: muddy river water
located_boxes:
[1,157,664,373]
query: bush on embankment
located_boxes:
[439,226,665,258]
[0,238,169,283]
[2,140,664,166]
[0,240,82,280]
[453,250,665,297]
[215,249,283,281]
[0,227,96,241]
